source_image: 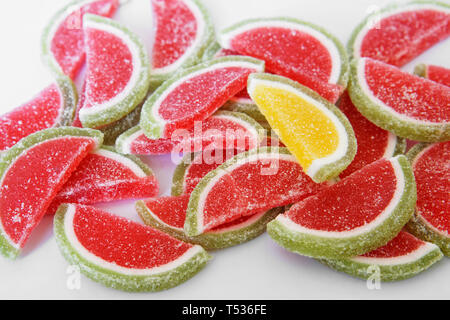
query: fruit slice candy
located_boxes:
[0,127,103,259]
[79,14,150,128]
[140,56,264,139]
[41,0,119,79]
[414,63,450,87]
[219,17,349,103]
[100,103,143,146]
[267,156,416,259]
[137,195,282,250]
[248,73,357,183]
[349,57,450,142]
[349,1,450,67]
[47,146,159,214]
[338,91,405,178]
[150,0,214,87]
[54,204,210,291]
[0,76,77,152]
[406,142,450,256]
[184,147,325,236]
[322,231,443,281]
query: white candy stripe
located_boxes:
[195,152,296,234]
[94,148,147,178]
[248,78,349,178]
[352,3,450,60]
[118,128,145,154]
[64,204,204,276]
[220,19,342,84]
[351,242,438,266]
[382,132,398,158]
[151,0,207,75]
[151,60,265,126]
[212,113,261,147]
[276,157,406,238]
[79,17,143,118]
[357,58,447,126]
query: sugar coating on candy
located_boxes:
[354,5,450,67]
[363,58,450,123]
[412,142,449,236]
[416,64,450,87]
[286,159,396,232]
[0,128,101,258]
[186,148,325,235]
[54,204,210,291]
[220,18,349,102]
[78,15,150,128]
[248,73,356,183]
[47,147,159,214]
[44,0,119,79]
[123,111,263,154]
[338,91,398,178]
[0,84,64,151]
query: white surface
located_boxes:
[0,0,448,300]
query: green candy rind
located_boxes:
[80,14,150,129]
[348,58,450,142]
[249,73,357,183]
[150,0,215,89]
[320,244,443,282]
[267,155,417,259]
[140,56,265,139]
[347,1,450,62]
[405,143,450,256]
[221,101,267,123]
[54,204,211,292]
[184,147,292,237]
[393,137,407,156]
[413,63,428,79]
[137,201,282,250]
[201,41,222,62]
[220,17,350,88]
[55,75,78,127]
[0,127,103,260]
[101,104,142,146]
[114,125,142,154]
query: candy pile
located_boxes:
[0,0,448,292]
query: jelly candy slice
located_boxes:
[349,57,450,142]
[140,56,264,139]
[0,76,77,152]
[248,73,357,183]
[219,17,349,102]
[150,0,215,88]
[414,63,450,87]
[406,142,450,256]
[41,0,119,79]
[78,14,150,128]
[322,231,443,281]
[0,127,103,259]
[54,204,210,291]
[267,156,417,259]
[349,1,450,67]
[47,146,159,214]
[184,147,325,236]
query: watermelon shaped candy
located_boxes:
[41,0,119,79]
[323,231,443,281]
[54,204,211,291]
[349,1,450,67]
[140,56,264,140]
[137,195,282,250]
[219,17,349,103]
[118,111,265,155]
[184,147,326,236]
[267,156,417,259]
[338,91,405,178]
[0,76,77,152]
[349,57,450,142]
[406,142,450,256]
[414,63,450,87]
[0,127,103,259]
[150,0,215,88]
[78,14,150,128]
[47,146,159,214]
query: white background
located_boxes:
[0,0,448,300]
